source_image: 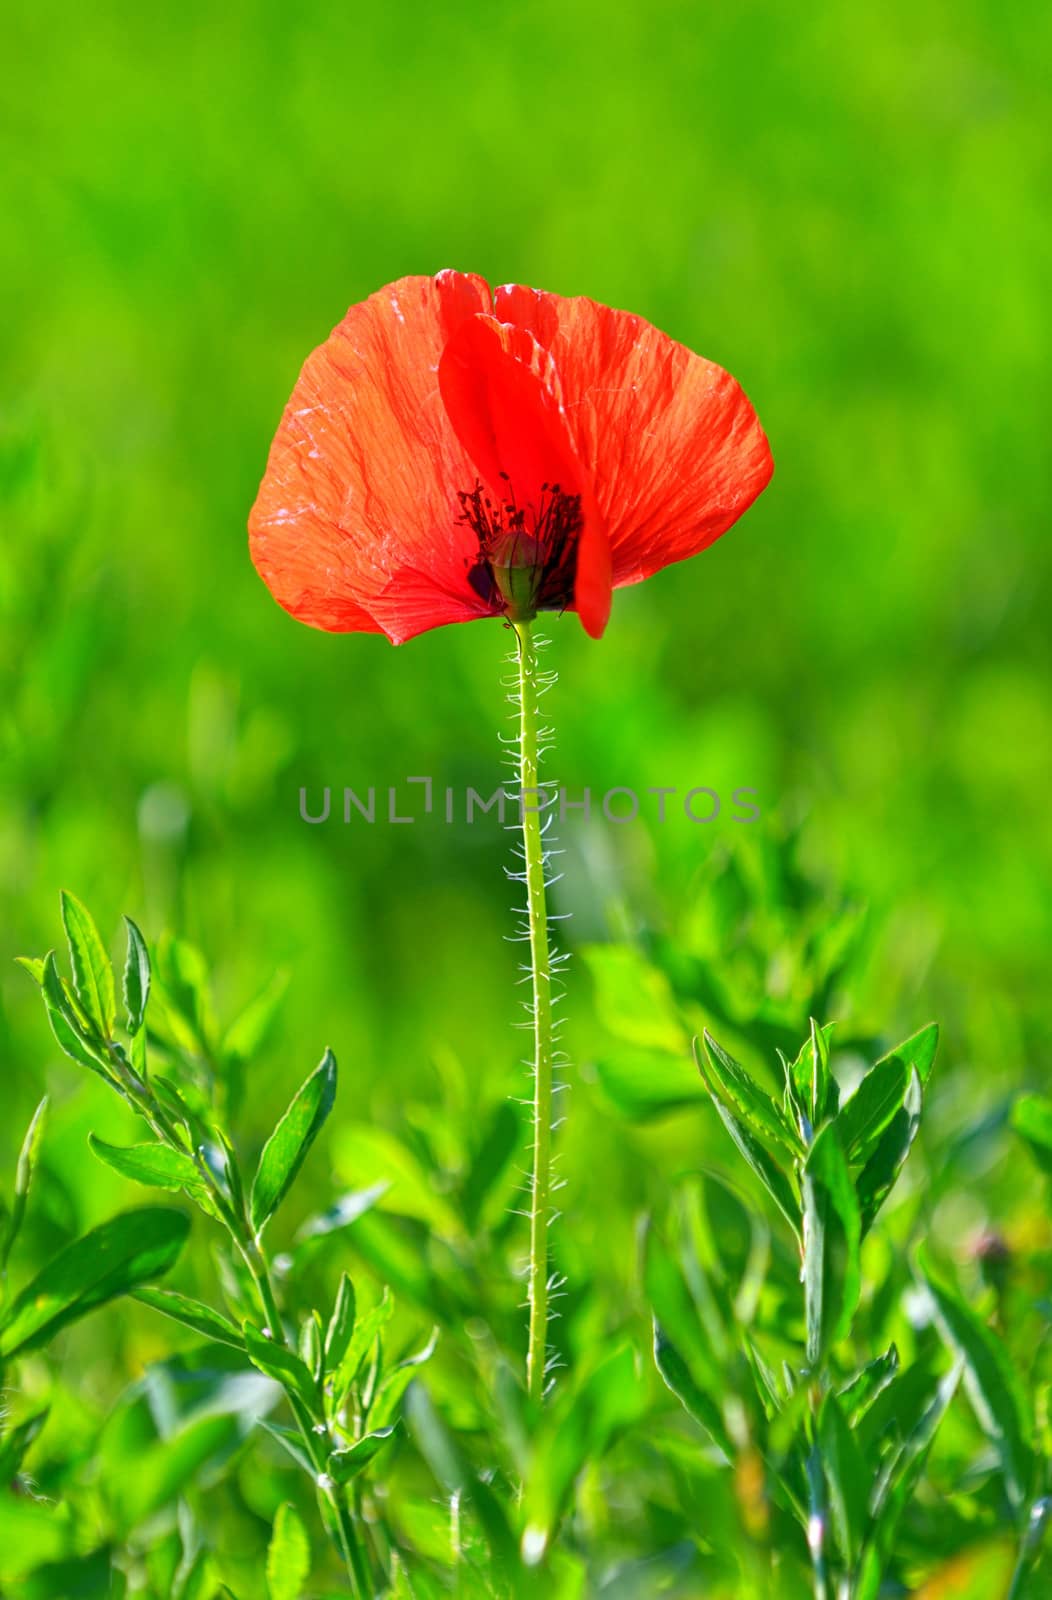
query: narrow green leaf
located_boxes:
[324,1273,356,1370]
[838,1345,899,1424]
[334,1287,392,1396]
[700,1032,805,1159]
[266,1501,311,1600]
[836,1055,909,1166]
[0,1207,189,1357]
[818,1391,868,1567]
[14,955,46,985]
[790,1019,837,1129]
[856,1360,962,1600]
[856,1070,923,1235]
[132,1285,244,1349]
[1,1095,49,1272]
[0,1407,50,1480]
[1011,1094,1052,1178]
[703,1087,801,1240]
[328,1425,397,1484]
[243,1322,320,1414]
[251,1049,338,1234]
[371,1328,440,1429]
[122,916,151,1034]
[918,1247,1032,1509]
[803,1123,861,1366]
[60,890,116,1038]
[41,951,114,1077]
[652,1320,732,1458]
[299,1309,323,1381]
[89,1135,208,1201]
[876,1021,938,1087]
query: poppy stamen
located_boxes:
[458,479,583,622]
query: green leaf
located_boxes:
[652,1320,732,1457]
[403,1384,518,1566]
[14,955,46,986]
[697,1065,801,1240]
[41,951,114,1078]
[1011,1094,1052,1178]
[371,1328,440,1429]
[89,1135,212,1206]
[251,1049,338,1234]
[328,1425,397,1484]
[836,1054,909,1166]
[700,1031,805,1159]
[818,1391,868,1567]
[918,1246,1033,1509]
[122,916,151,1034]
[243,1322,320,1414]
[855,1360,962,1600]
[106,1412,244,1534]
[60,890,116,1038]
[1,1095,48,1272]
[839,1345,899,1424]
[802,1123,861,1366]
[334,1288,392,1397]
[132,1285,244,1349]
[0,1406,50,1480]
[324,1273,356,1370]
[789,1019,837,1129]
[877,1021,938,1087]
[0,1207,189,1357]
[856,1070,923,1235]
[266,1501,311,1600]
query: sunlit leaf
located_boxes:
[0,1207,189,1357]
[133,1285,244,1349]
[266,1501,310,1600]
[251,1049,337,1234]
[802,1123,861,1366]
[328,1424,397,1484]
[61,890,116,1038]
[918,1247,1033,1509]
[652,1320,732,1458]
[122,915,151,1034]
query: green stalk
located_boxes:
[512,618,556,1403]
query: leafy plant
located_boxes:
[646,1019,1052,1597]
[17,893,433,1597]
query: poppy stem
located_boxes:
[511,616,556,1403]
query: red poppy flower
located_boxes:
[249,271,772,643]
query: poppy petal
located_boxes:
[493,285,773,588]
[249,270,496,642]
[438,315,612,636]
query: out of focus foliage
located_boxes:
[2,0,1051,1594]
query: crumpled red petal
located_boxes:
[493,284,773,588]
[438,315,612,636]
[249,270,496,643]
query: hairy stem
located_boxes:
[512,618,556,1403]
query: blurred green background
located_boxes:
[2,0,1050,1441]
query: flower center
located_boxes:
[458,475,583,621]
